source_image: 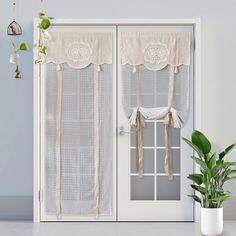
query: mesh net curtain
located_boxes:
[43,30,191,218]
[44,32,113,217]
[120,32,191,180]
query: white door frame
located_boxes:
[33,18,201,222]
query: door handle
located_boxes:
[118,126,131,136]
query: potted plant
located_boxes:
[183,130,236,236]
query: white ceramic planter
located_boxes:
[201,208,223,236]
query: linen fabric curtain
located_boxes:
[44,31,113,217]
[120,31,191,179]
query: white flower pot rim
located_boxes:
[201,207,223,210]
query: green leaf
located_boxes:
[191,184,207,194]
[202,173,209,186]
[210,194,231,203]
[39,46,47,55]
[19,42,29,51]
[211,162,223,177]
[219,143,236,159]
[223,176,236,182]
[187,174,203,185]
[219,195,231,203]
[188,195,202,205]
[223,162,236,168]
[191,130,211,155]
[38,12,48,20]
[191,156,209,173]
[222,168,231,178]
[182,137,204,158]
[228,170,236,175]
[208,153,216,169]
[40,18,51,30]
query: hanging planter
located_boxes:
[10,42,29,79]
[7,1,29,79]
[7,20,22,36]
[7,2,22,36]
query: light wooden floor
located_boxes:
[0,221,236,236]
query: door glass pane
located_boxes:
[131,122,154,147]
[156,176,180,200]
[172,128,181,146]
[156,122,181,147]
[131,149,154,173]
[156,122,165,146]
[130,120,181,201]
[131,176,154,200]
[156,149,180,173]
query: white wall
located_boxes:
[0,0,236,220]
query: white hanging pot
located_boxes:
[201,207,223,236]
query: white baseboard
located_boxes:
[0,195,234,221]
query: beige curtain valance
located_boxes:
[46,32,112,68]
[121,32,191,70]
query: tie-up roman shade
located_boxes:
[120,31,191,179]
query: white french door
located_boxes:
[117,26,194,221]
[36,21,196,222]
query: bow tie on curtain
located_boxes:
[129,107,183,128]
[129,106,183,179]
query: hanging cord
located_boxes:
[134,65,145,177]
[55,64,63,218]
[40,0,45,13]
[94,65,101,217]
[164,65,176,180]
[12,2,16,21]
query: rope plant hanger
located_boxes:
[8,1,29,79]
[7,2,22,36]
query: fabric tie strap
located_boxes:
[134,65,145,177]
[135,109,145,177]
[55,64,63,218]
[94,65,101,217]
[164,65,176,180]
[168,111,174,127]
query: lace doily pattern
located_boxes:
[66,42,92,63]
[143,43,169,70]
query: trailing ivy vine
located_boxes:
[35,12,51,64]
